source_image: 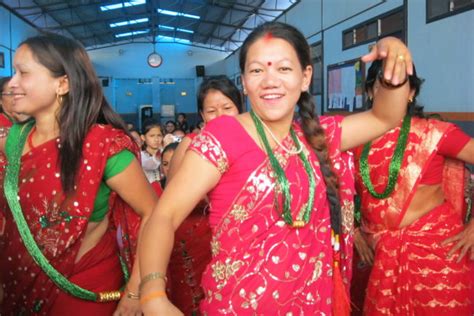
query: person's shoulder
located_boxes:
[201,115,241,136]
[204,115,238,128]
[88,124,127,138]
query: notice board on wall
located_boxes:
[327,59,365,112]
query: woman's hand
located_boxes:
[354,229,374,265]
[142,297,184,316]
[113,294,142,316]
[442,219,474,262]
[361,36,413,86]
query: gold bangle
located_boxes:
[140,290,166,305]
[126,290,140,300]
[139,272,168,292]
[97,290,122,302]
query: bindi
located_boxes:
[267,61,272,66]
[263,32,273,41]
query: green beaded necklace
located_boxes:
[250,110,316,228]
[360,115,411,199]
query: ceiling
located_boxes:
[2,0,299,52]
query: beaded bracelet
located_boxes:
[377,70,408,89]
[139,290,167,305]
[139,272,168,292]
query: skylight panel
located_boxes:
[177,28,194,34]
[158,24,194,34]
[158,24,175,31]
[101,0,146,12]
[110,18,148,28]
[115,29,149,38]
[157,9,200,20]
[158,35,191,44]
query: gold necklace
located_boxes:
[258,117,303,155]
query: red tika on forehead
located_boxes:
[263,32,273,41]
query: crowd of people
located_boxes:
[0,20,472,316]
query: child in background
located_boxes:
[140,122,163,183]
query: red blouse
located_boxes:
[419,127,470,184]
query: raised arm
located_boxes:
[341,36,413,151]
[139,150,221,315]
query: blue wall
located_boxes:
[0,6,38,77]
[87,42,228,119]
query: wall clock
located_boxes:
[147,52,163,68]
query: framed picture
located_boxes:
[0,52,4,69]
[326,59,365,112]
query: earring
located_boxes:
[56,94,64,105]
[368,96,373,102]
[243,88,247,95]
[408,97,413,103]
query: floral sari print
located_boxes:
[354,117,473,315]
[0,123,141,315]
[188,115,355,315]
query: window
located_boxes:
[310,42,323,95]
[427,0,473,23]
[342,7,405,50]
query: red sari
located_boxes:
[0,113,12,253]
[189,115,355,315]
[0,123,141,315]
[152,179,212,316]
[354,117,473,315]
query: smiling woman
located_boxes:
[138,21,414,315]
[0,33,157,315]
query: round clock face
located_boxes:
[147,52,163,68]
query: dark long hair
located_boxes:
[239,22,342,235]
[365,59,425,117]
[160,142,180,189]
[0,77,11,94]
[20,34,128,194]
[0,77,11,113]
[197,75,244,114]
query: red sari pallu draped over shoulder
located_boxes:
[0,123,141,315]
[188,115,355,315]
[354,117,473,316]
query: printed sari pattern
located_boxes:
[189,116,354,315]
[354,117,473,315]
[0,124,141,315]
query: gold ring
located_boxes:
[397,54,405,61]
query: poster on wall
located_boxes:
[327,59,365,112]
[161,104,175,117]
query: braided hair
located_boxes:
[239,22,342,235]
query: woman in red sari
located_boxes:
[165,76,242,315]
[353,60,474,315]
[139,22,413,315]
[0,34,156,315]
